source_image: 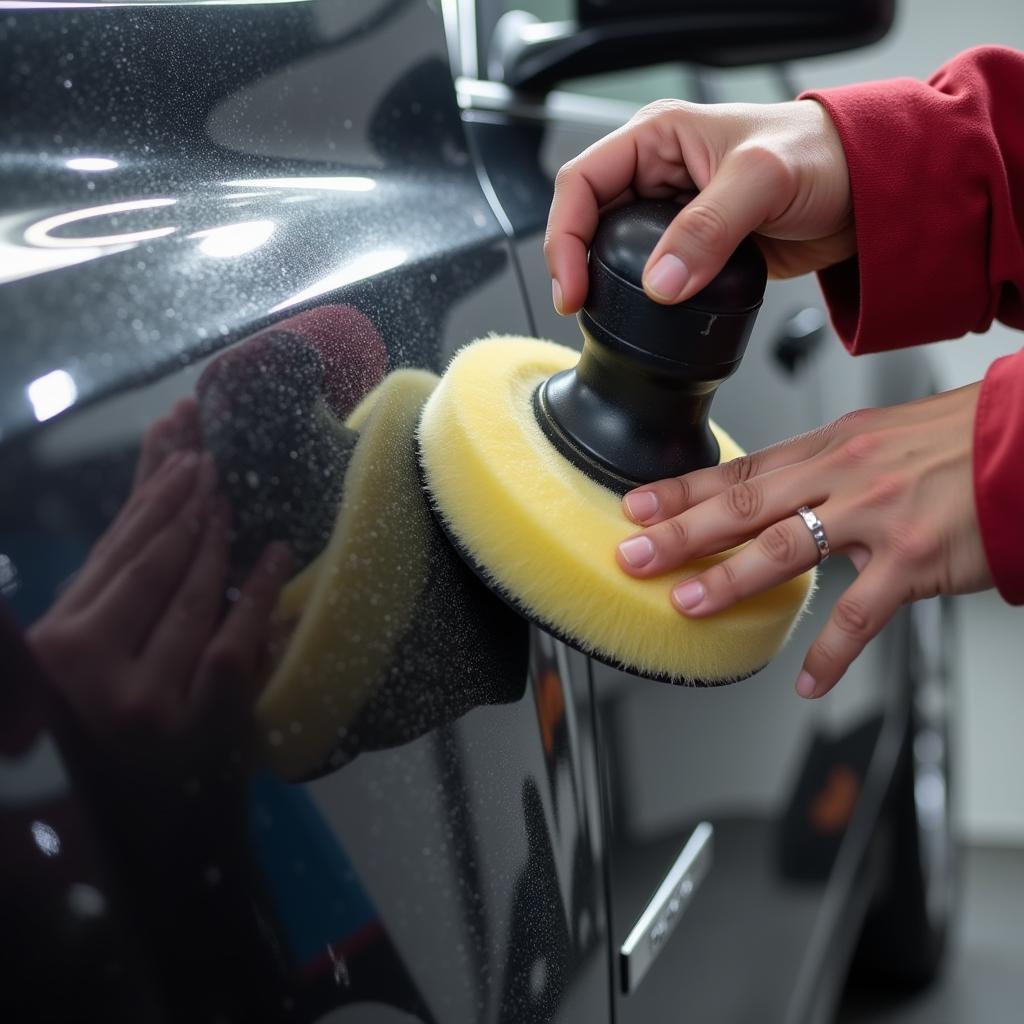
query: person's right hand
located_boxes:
[545,98,856,313]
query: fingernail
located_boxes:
[672,579,705,611]
[618,535,655,569]
[644,254,690,300]
[552,278,564,315]
[796,671,818,699]
[624,490,659,523]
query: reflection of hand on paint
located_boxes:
[257,369,529,781]
[28,403,290,766]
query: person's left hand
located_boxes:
[30,401,290,769]
[614,383,993,699]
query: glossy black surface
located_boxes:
[0,2,606,1021]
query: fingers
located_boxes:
[133,398,201,489]
[189,541,291,718]
[545,116,696,315]
[58,451,202,614]
[622,428,832,527]
[641,147,789,304]
[795,567,902,699]
[665,503,844,616]
[617,463,830,578]
[622,432,831,528]
[141,498,231,691]
[82,455,217,649]
[546,130,639,315]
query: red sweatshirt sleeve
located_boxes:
[801,47,1024,604]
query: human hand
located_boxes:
[545,98,854,312]
[614,385,992,698]
[29,410,290,765]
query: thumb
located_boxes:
[642,148,781,304]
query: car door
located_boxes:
[0,3,611,1022]
[458,3,932,1021]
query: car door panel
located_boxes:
[1,3,610,1021]
[463,77,912,1022]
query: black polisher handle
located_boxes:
[536,197,767,491]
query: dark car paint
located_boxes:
[1,2,908,1022]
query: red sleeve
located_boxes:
[801,47,1024,605]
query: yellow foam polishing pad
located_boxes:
[418,336,815,683]
[256,368,439,780]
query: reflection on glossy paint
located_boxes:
[23,197,177,249]
[223,176,376,193]
[270,247,406,313]
[191,218,275,258]
[0,237,120,286]
[65,157,118,173]
[27,369,77,422]
[30,820,60,857]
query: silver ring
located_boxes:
[796,506,831,563]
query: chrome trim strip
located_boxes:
[620,821,714,993]
[456,76,638,129]
[440,0,477,81]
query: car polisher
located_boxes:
[418,198,816,683]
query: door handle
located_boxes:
[620,821,714,993]
[773,306,827,377]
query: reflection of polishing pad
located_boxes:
[256,370,438,780]
[256,369,528,781]
[418,337,815,684]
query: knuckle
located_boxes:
[669,475,692,509]
[834,431,881,466]
[724,454,756,486]
[887,522,938,565]
[833,407,879,437]
[759,522,799,564]
[808,637,838,669]
[833,597,872,640]
[723,481,763,522]
[552,162,577,193]
[860,472,907,509]
[709,557,739,595]
[681,200,731,253]
[734,144,795,192]
[635,98,689,125]
[660,516,689,551]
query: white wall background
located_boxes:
[792,0,1024,847]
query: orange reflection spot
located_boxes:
[808,764,860,835]
[535,669,565,755]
